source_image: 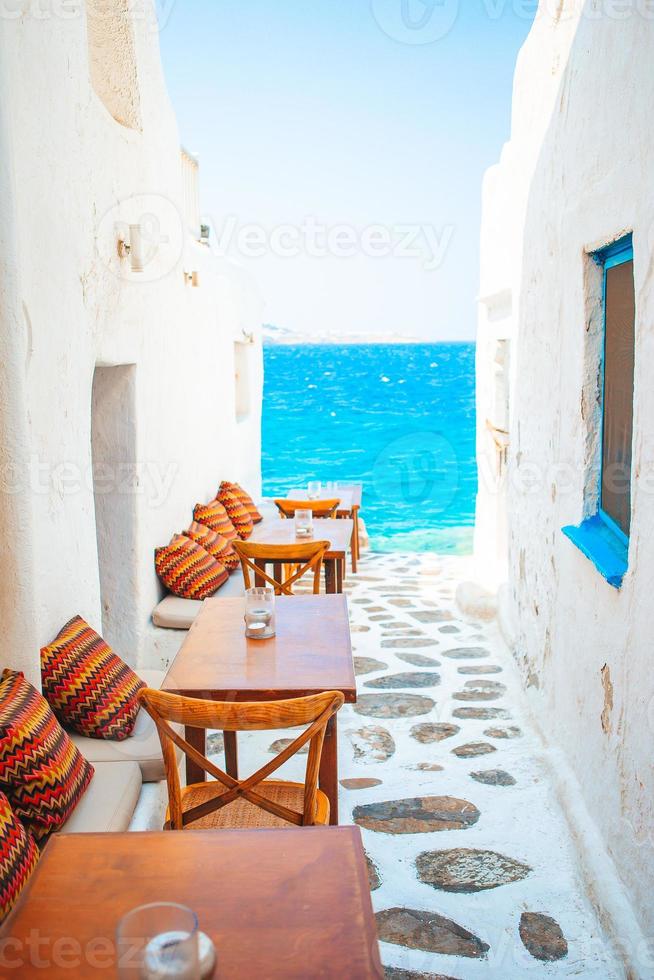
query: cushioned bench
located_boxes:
[153,568,246,630]
[61,760,143,834]
[69,670,174,783]
[61,670,180,834]
[151,498,293,631]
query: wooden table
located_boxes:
[289,485,363,572]
[162,594,356,824]
[1,828,383,978]
[250,518,353,593]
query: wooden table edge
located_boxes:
[161,686,357,703]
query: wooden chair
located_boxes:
[139,689,344,829]
[274,498,340,519]
[232,539,329,595]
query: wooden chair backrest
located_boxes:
[232,539,329,595]
[274,498,341,519]
[139,688,344,829]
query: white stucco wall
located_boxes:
[474,6,579,590]
[476,0,654,955]
[0,2,263,681]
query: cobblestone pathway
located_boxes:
[216,551,622,979]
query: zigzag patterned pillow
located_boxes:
[0,790,38,923]
[216,487,255,540]
[183,523,240,571]
[193,499,238,541]
[155,535,229,599]
[0,671,94,842]
[40,616,145,741]
[219,481,263,524]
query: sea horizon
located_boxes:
[262,326,476,348]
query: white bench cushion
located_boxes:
[152,596,203,630]
[70,669,176,783]
[60,761,142,834]
[153,569,245,630]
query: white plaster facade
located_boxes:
[0,2,263,684]
[475,1,654,965]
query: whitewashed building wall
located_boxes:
[0,2,263,683]
[475,1,654,958]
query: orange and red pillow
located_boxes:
[155,535,228,600]
[216,488,254,540]
[0,670,94,842]
[193,500,238,541]
[0,791,39,923]
[219,481,263,524]
[40,616,145,742]
[184,521,239,572]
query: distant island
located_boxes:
[262,323,425,345]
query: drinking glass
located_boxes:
[325,481,337,494]
[295,509,314,538]
[244,587,276,639]
[116,902,199,979]
[307,480,322,500]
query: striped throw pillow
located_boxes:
[0,671,94,842]
[184,522,239,571]
[216,488,254,540]
[193,500,238,541]
[155,535,229,599]
[0,791,39,923]
[40,616,145,741]
[219,481,263,524]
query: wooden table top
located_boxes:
[3,827,383,979]
[250,518,353,558]
[162,594,356,702]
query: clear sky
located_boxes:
[158,1,535,341]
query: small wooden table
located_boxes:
[162,594,356,824]
[250,518,353,593]
[289,485,363,572]
[1,828,383,978]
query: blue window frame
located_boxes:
[563,234,635,589]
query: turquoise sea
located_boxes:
[261,343,477,553]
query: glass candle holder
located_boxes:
[244,587,276,639]
[307,480,322,500]
[295,509,314,538]
[116,902,199,979]
[325,480,338,493]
